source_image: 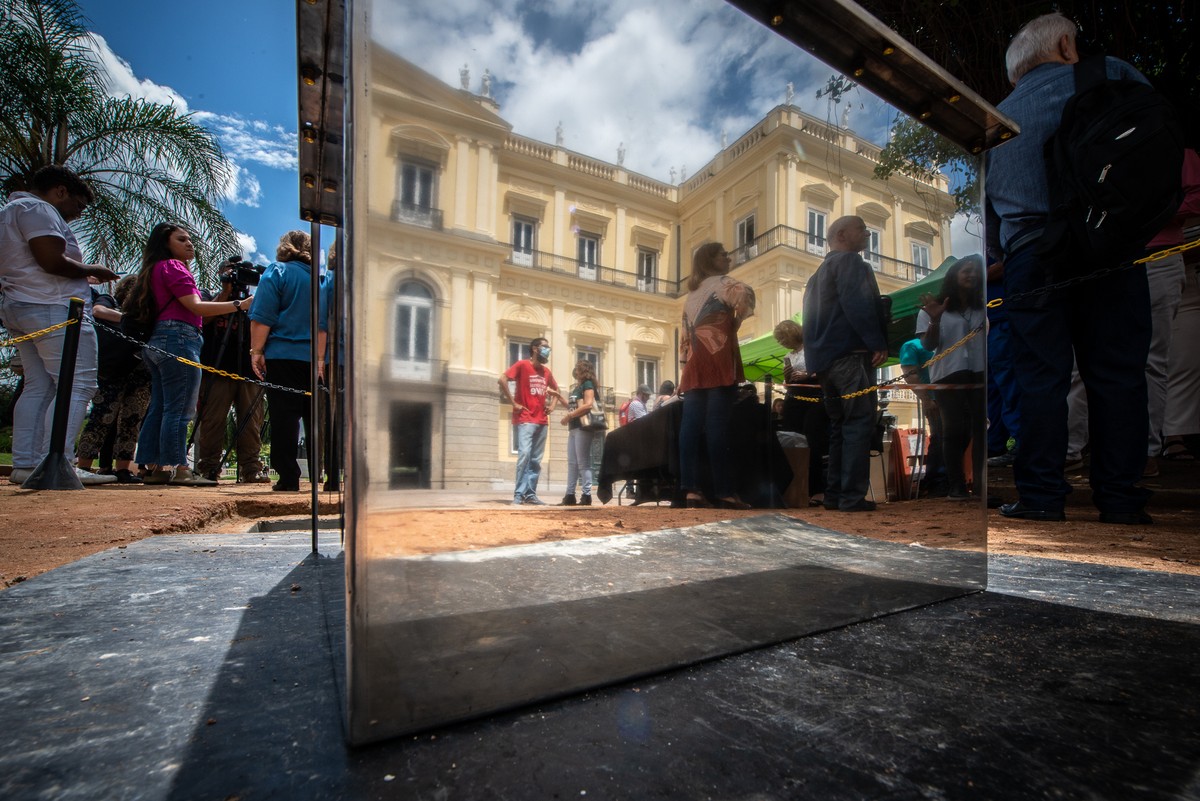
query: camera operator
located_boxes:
[193,257,270,483]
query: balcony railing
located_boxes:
[504,246,684,296]
[391,200,444,230]
[729,224,930,282]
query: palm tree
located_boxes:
[0,0,240,284]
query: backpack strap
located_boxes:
[1073,56,1108,95]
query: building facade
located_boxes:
[358,48,957,491]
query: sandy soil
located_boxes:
[2,457,1197,589]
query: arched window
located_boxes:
[392,281,434,380]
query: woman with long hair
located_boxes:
[677,242,756,508]
[130,223,253,485]
[917,255,986,500]
[559,359,599,505]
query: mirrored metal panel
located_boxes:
[343,0,990,745]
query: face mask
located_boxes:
[537,346,551,360]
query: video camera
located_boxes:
[219,256,265,299]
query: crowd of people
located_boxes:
[1,166,337,491]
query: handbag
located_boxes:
[581,396,608,431]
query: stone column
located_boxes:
[454,135,471,230]
[475,142,493,235]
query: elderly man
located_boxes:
[0,166,119,485]
[802,215,888,512]
[985,12,1157,524]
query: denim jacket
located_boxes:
[984,57,1147,254]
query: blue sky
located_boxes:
[77,0,308,265]
[72,0,980,264]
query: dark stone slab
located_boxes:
[1,529,1198,800]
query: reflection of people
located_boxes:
[773,319,828,502]
[677,242,756,509]
[194,259,268,483]
[498,336,561,505]
[559,360,598,506]
[917,256,986,501]
[130,223,250,486]
[627,384,651,422]
[899,336,946,495]
[248,231,315,492]
[802,216,887,512]
[0,165,119,486]
[652,380,676,411]
[986,12,1154,524]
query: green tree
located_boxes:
[0,0,239,283]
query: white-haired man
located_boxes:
[985,13,1155,524]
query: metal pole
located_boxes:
[309,222,322,553]
[25,297,85,489]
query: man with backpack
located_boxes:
[985,12,1182,524]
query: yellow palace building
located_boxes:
[357,47,957,491]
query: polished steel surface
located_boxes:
[339,0,989,744]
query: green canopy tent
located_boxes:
[738,255,963,382]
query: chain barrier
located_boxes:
[777,237,1200,403]
[0,317,78,350]
[86,315,323,397]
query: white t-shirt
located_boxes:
[0,192,89,305]
[915,307,986,382]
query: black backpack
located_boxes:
[1038,57,1184,273]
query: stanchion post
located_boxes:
[24,297,85,490]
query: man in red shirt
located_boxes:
[498,336,562,505]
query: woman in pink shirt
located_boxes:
[128,223,252,485]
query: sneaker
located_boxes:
[143,468,174,485]
[579,494,592,506]
[1064,456,1084,472]
[560,494,577,506]
[987,452,1016,468]
[75,467,118,485]
[241,470,273,484]
[511,497,524,506]
[1142,457,1160,478]
[1098,510,1154,525]
[524,495,547,506]
[112,469,143,485]
[9,467,33,485]
[840,499,877,512]
[170,467,217,486]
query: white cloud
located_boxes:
[949,212,984,258]
[84,33,189,110]
[220,165,263,208]
[235,232,258,260]
[192,112,296,172]
[372,0,903,185]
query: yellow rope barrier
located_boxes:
[0,318,77,349]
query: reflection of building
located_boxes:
[361,48,957,490]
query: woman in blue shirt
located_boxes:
[248,231,315,492]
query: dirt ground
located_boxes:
[1,459,1198,589]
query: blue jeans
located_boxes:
[678,385,737,499]
[1005,245,1151,513]
[819,353,877,509]
[135,321,203,467]
[986,320,1021,454]
[565,427,597,497]
[513,423,548,499]
[0,298,98,467]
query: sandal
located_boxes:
[1161,441,1195,461]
